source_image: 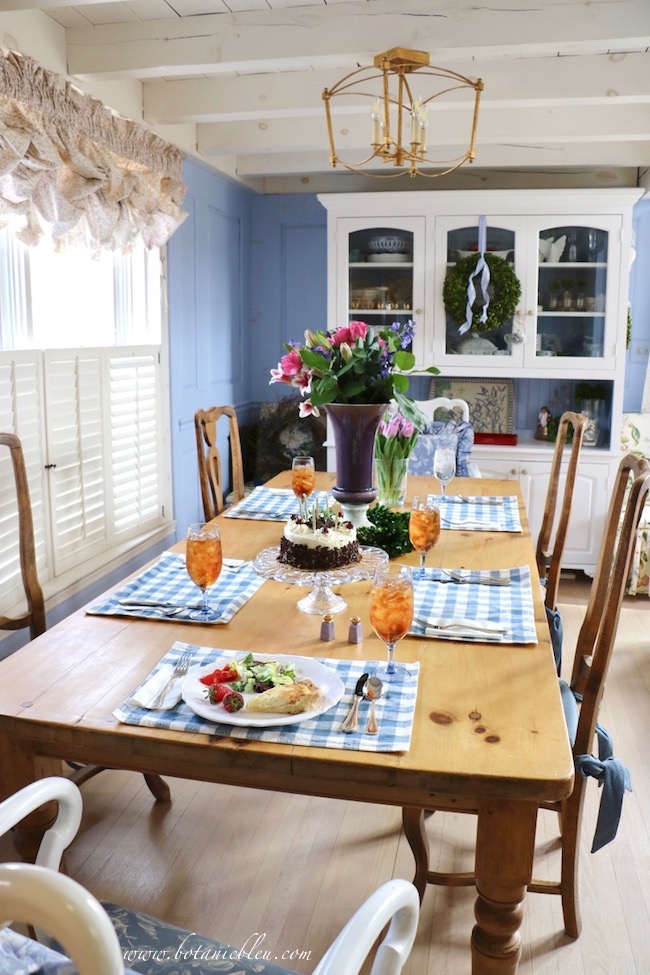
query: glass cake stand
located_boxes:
[252,545,388,615]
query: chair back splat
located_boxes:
[536,411,588,611]
[402,452,650,940]
[194,405,245,520]
[0,432,46,640]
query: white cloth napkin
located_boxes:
[422,617,507,639]
[126,665,183,709]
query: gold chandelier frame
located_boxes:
[322,47,483,179]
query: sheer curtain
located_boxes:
[0,49,187,251]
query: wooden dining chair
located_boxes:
[0,432,170,804]
[402,453,650,938]
[536,410,588,613]
[194,405,245,520]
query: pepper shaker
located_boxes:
[348,616,363,644]
[320,614,335,641]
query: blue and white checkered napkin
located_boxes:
[409,566,538,644]
[225,485,336,521]
[113,641,419,753]
[87,551,265,624]
[439,495,522,532]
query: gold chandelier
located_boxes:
[322,48,483,179]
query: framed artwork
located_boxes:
[429,377,515,434]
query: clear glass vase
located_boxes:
[375,456,409,507]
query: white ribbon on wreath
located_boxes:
[459,214,491,335]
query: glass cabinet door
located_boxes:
[434,216,526,367]
[533,221,616,365]
[335,217,426,366]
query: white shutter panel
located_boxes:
[109,349,162,539]
[0,352,49,604]
[44,350,108,574]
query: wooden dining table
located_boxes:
[0,472,574,975]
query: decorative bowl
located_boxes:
[367,236,409,254]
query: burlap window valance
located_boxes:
[0,49,187,250]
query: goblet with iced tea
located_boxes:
[186,522,223,622]
[370,564,414,682]
[292,455,315,517]
[409,496,441,578]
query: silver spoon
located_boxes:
[364,676,384,735]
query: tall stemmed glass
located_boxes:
[186,523,223,622]
[409,496,441,578]
[370,564,414,683]
[292,455,315,518]
[434,446,456,495]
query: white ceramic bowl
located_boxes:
[368,236,409,254]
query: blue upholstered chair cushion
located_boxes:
[1,902,302,975]
[0,928,140,975]
[407,420,474,478]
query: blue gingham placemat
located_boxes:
[113,642,419,753]
[225,485,336,521]
[87,552,265,624]
[409,566,537,644]
[439,495,522,532]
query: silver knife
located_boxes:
[340,672,369,733]
[119,599,203,610]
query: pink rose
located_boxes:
[330,326,352,346]
[279,348,304,376]
[349,321,368,341]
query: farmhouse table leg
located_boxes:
[0,732,62,861]
[471,799,537,975]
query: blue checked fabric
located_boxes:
[409,566,538,644]
[113,641,419,753]
[225,485,336,521]
[438,495,522,532]
[87,551,265,624]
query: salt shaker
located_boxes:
[348,616,363,644]
[320,614,335,641]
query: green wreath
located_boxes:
[443,252,521,334]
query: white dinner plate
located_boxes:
[181,654,345,727]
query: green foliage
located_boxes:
[443,253,522,334]
[358,504,413,559]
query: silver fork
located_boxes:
[150,651,192,709]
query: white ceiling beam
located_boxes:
[196,103,650,156]
[231,142,650,179]
[65,0,650,79]
[144,51,650,124]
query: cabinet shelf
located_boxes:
[538,311,606,318]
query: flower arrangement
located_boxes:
[374,407,422,507]
[270,319,436,421]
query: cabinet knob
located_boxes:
[521,468,528,475]
[511,468,517,475]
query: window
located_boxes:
[0,229,171,607]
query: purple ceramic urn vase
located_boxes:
[322,402,386,527]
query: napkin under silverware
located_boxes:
[421,571,511,587]
[447,496,504,506]
[127,665,184,709]
[414,616,507,638]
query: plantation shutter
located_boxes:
[0,352,49,607]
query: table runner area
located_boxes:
[88,552,265,624]
[225,485,338,521]
[409,566,538,644]
[439,495,522,532]
[113,642,419,752]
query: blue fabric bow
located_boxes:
[575,723,632,853]
[459,214,491,336]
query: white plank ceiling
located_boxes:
[0,0,649,192]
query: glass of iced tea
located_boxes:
[370,564,414,682]
[409,496,441,578]
[186,522,223,622]
[292,455,315,516]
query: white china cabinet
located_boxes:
[318,189,643,572]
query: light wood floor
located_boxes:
[4,575,650,973]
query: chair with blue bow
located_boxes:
[402,452,650,938]
[407,397,479,479]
